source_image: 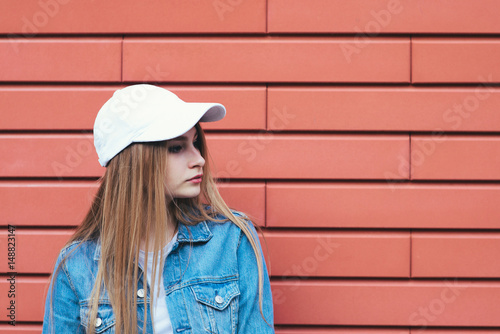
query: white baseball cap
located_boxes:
[94,84,226,167]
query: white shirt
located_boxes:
[138,232,178,334]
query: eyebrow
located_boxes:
[170,135,188,142]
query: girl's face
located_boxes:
[164,126,205,199]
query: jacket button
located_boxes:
[95,317,102,327]
[215,295,224,304]
[137,289,145,298]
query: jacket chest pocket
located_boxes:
[80,302,116,334]
[190,280,240,334]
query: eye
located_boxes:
[193,137,201,150]
[168,144,183,153]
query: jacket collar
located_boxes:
[93,221,213,261]
[176,220,212,243]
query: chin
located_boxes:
[174,190,201,199]
[166,184,201,199]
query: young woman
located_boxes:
[42,84,275,334]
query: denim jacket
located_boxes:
[42,217,274,333]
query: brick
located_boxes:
[217,182,265,226]
[0,324,41,333]
[264,231,409,277]
[272,280,500,326]
[0,230,73,273]
[0,135,103,178]
[277,329,409,334]
[267,183,500,229]
[0,85,266,131]
[208,134,408,180]
[412,232,500,278]
[0,0,265,34]
[268,0,500,34]
[411,135,500,180]
[0,277,48,322]
[0,38,121,82]
[0,86,114,130]
[0,181,98,227]
[123,37,410,83]
[267,87,500,132]
[409,331,500,334]
[413,38,500,83]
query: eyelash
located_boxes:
[168,145,183,153]
[168,138,200,154]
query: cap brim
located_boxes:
[133,102,225,143]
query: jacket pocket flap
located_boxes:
[80,301,115,333]
[191,281,240,311]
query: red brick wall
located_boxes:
[1,1,500,332]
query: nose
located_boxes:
[188,147,205,169]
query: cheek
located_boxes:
[164,157,184,183]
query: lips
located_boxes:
[188,174,203,183]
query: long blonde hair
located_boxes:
[47,123,267,334]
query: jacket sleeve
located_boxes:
[42,248,84,334]
[236,222,275,333]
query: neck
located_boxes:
[139,216,178,252]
